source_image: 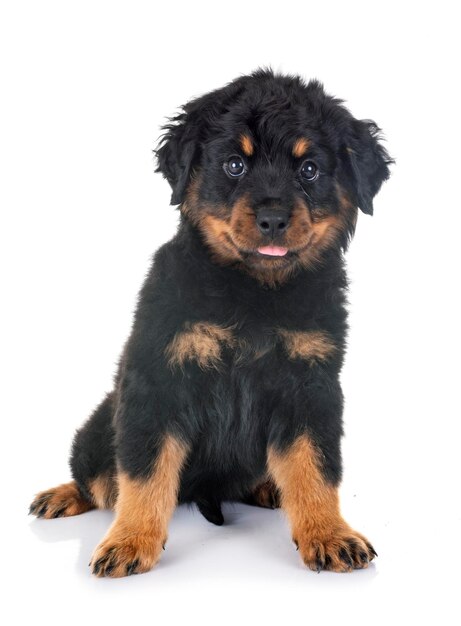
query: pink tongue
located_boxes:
[257,246,289,257]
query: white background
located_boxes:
[1,1,460,624]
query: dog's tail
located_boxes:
[195,497,224,526]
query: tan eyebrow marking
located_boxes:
[240,134,254,157]
[292,138,311,158]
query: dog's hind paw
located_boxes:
[29,481,94,519]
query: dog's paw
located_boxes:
[242,479,281,509]
[90,526,166,578]
[294,525,377,573]
[251,480,281,509]
[29,482,94,519]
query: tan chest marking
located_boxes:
[278,329,336,363]
[165,322,236,369]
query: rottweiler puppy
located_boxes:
[30,69,391,577]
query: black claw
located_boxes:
[92,554,109,576]
[293,539,299,551]
[347,539,359,553]
[107,556,118,572]
[126,559,139,576]
[30,500,43,515]
[339,548,354,569]
[324,554,332,568]
[359,551,369,563]
[367,543,378,558]
[315,548,324,573]
[37,504,48,517]
[30,494,51,516]
[105,563,115,576]
[52,506,67,519]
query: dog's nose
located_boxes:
[256,210,289,238]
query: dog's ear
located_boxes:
[155,78,250,206]
[155,111,200,206]
[341,119,392,215]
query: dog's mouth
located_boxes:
[233,238,311,265]
[221,231,313,267]
[224,233,295,261]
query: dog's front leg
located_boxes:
[90,433,188,578]
[267,435,376,572]
[89,370,189,577]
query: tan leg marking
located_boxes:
[29,481,94,519]
[165,322,235,369]
[267,436,376,572]
[278,329,337,363]
[90,435,189,577]
[89,474,118,509]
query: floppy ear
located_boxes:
[155,112,200,206]
[343,120,392,215]
[155,77,251,206]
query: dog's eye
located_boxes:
[300,160,319,182]
[224,155,246,178]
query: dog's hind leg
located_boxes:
[29,392,118,519]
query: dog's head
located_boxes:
[155,69,392,284]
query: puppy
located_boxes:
[30,69,391,577]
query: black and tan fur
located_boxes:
[30,69,391,577]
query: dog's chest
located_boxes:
[164,319,337,372]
